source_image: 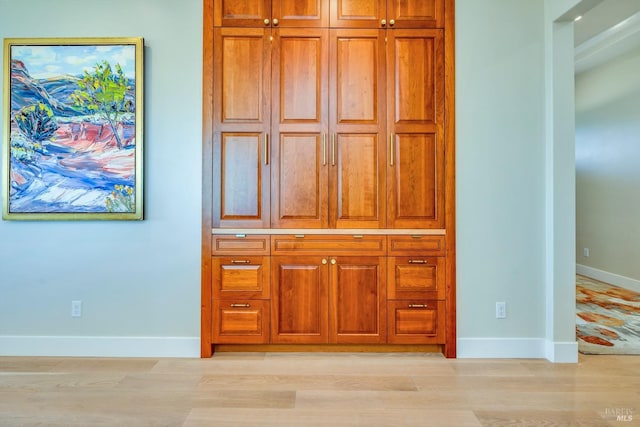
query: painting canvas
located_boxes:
[2,37,143,220]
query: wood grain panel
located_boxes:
[387,300,445,344]
[271,257,329,343]
[330,256,386,343]
[271,234,386,255]
[214,0,269,27]
[213,299,270,344]
[387,29,444,229]
[275,134,323,221]
[213,256,271,299]
[212,235,270,255]
[389,0,443,28]
[220,134,264,219]
[330,0,382,28]
[213,28,270,228]
[330,29,386,229]
[390,133,440,224]
[274,0,328,27]
[271,29,328,228]
[387,235,445,255]
[388,29,443,127]
[388,256,445,300]
[336,134,378,220]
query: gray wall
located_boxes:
[576,48,640,282]
[0,0,203,355]
[0,0,577,359]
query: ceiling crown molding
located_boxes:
[575,11,640,73]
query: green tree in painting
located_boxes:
[71,61,132,149]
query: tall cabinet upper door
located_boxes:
[214,0,327,27]
[330,0,385,28]
[387,0,444,28]
[329,0,444,28]
[214,0,271,27]
[213,28,271,228]
[273,0,328,27]
[271,29,329,229]
[329,29,387,229]
[387,29,445,229]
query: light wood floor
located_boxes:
[1,352,638,426]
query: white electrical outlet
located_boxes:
[496,301,506,319]
[583,247,590,257]
[71,300,82,317]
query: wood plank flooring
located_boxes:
[0,352,638,426]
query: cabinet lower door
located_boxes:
[271,256,329,343]
[330,256,386,343]
[213,299,270,344]
[387,300,445,344]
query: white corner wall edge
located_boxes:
[458,338,578,362]
[577,264,640,293]
[0,336,201,358]
[545,340,579,363]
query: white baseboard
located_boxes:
[457,338,546,359]
[457,338,578,362]
[577,264,640,293]
[0,336,200,358]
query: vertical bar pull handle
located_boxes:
[264,133,269,165]
[322,134,327,166]
[390,133,395,166]
[331,134,336,166]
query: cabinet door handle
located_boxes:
[381,19,386,27]
[231,303,251,308]
[331,134,336,166]
[231,260,251,264]
[322,134,327,166]
[272,18,279,26]
[264,18,270,26]
[389,19,395,27]
[330,258,337,265]
[322,258,328,265]
[390,133,395,166]
[264,133,269,165]
[408,259,427,264]
[408,304,427,308]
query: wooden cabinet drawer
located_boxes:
[272,235,386,256]
[388,256,445,300]
[212,256,270,299]
[212,235,270,255]
[387,300,445,344]
[387,235,445,256]
[212,299,270,344]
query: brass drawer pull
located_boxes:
[408,304,428,308]
[230,260,251,264]
[231,303,250,308]
[408,259,427,264]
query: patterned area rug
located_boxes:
[576,275,640,354]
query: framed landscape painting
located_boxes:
[2,37,143,220]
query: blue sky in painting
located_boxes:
[11,44,136,79]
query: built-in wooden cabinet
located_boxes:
[203,0,455,357]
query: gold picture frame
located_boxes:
[2,37,143,220]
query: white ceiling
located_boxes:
[574,0,640,73]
